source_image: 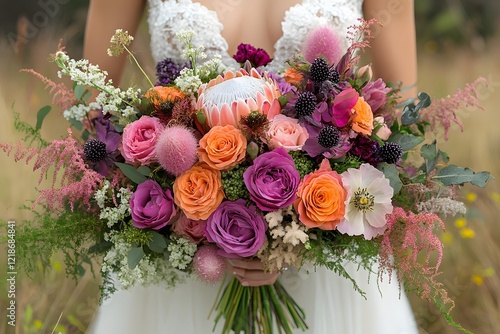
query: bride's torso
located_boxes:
[148,0,364,70]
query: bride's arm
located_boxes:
[363,0,417,98]
[84,0,146,86]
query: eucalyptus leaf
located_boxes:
[401,92,431,126]
[420,141,438,174]
[82,129,90,141]
[35,105,51,131]
[74,85,85,101]
[128,247,144,269]
[115,162,148,184]
[378,162,402,194]
[137,165,151,176]
[434,165,493,187]
[388,133,424,151]
[148,231,168,253]
[69,118,83,131]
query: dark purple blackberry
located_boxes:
[295,91,317,116]
[328,68,340,83]
[318,126,340,148]
[310,58,330,83]
[84,139,107,162]
[379,142,403,164]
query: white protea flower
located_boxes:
[337,163,394,240]
[196,68,281,128]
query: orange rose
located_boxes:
[351,96,374,136]
[284,68,303,86]
[198,125,247,170]
[145,86,185,108]
[294,159,346,230]
[173,164,224,220]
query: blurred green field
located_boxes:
[0,22,499,334]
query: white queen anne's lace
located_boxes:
[148,0,363,71]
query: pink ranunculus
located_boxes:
[172,213,207,244]
[332,88,359,127]
[362,78,391,112]
[266,114,309,151]
[121,116,165,165]
[374,116,392,140]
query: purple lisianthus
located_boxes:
[84,113,121,176]
[233,43,272,67]
[205,199,267,258]
[130,180,177,230]
[243,148,300,211]
[362,78,391,112]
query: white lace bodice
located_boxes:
[148,0,364,71]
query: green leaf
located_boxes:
[66,314,86,333]
[434,165,493,187]
[137,166,151,176]
[388,133,424,151]
[148,231,168,253]
[401,92,431,126]
[378,162,402,194]
[35,105,51,131]
[115,162,148,184]
[82,129,90,141]
[74,85,85,101]
[128,247,144,269]
[420,141,438,174]
[69,118,83,131]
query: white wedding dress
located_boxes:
[89,1,419,333]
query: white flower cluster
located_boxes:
[62,102,99,122]
[53,51,140,123]
[167,236,197,270]
[416,197,467,217]
[174,68,203,94]
[102,232,187,293]
[94,180,132,228]
[258,206,309,271]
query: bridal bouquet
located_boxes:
[2,21,492,334]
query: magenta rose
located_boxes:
[243,148,300,212]
[172,213,207,243]
[233,43,272,67]
[362,78,391,112]
[121,116,165,165]
[266,115,309,151]
[205,199,267,258]
[130,180,176,230]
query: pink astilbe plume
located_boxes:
[419,77,487,140]
[379,207,454,310]
[302,25,343,65]
[0,129,103,211]
[344,18,379,67]
[20,69,75,111]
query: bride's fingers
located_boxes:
[227,258,265,270]
[232,267,279,280]
[233,273,279,287]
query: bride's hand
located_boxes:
[227,258,279,287]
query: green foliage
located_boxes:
[289,150,317,178]
[0,206,103,281]
[115,162,148,184]
[13,109,49,148]
[330,155,362,174]
[221,165,249,201]
[302,231,380,298]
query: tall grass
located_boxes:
[0,24,499,334]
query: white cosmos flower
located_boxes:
[337,163,394,240]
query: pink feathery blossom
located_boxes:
[0,129,103,212]
[20,69,76,111]
[302,25,343,65]
[419,77,486,140]
[379,207,454,309]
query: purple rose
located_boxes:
[362,78,391,112]
[130,180,176,230]
[205,199,267,258]
[243,148,300,211]
[233,43,272,67]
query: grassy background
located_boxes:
[1,9,499,334]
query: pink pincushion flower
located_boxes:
[196,68,281,128]
[361,78,391,112]
[155,125,198,176]
[302,25,343,66]
[337,163,393,240]
[266,114,309,151]
[121,116,165,165]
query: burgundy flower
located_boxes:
[233,43,272,67]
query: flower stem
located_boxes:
[123,45,154,88]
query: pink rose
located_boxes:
[171,213,207,243]
[121,116,165,165]
[266,114,309,151]
[362,78,391,112]
[374,116,391,140]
